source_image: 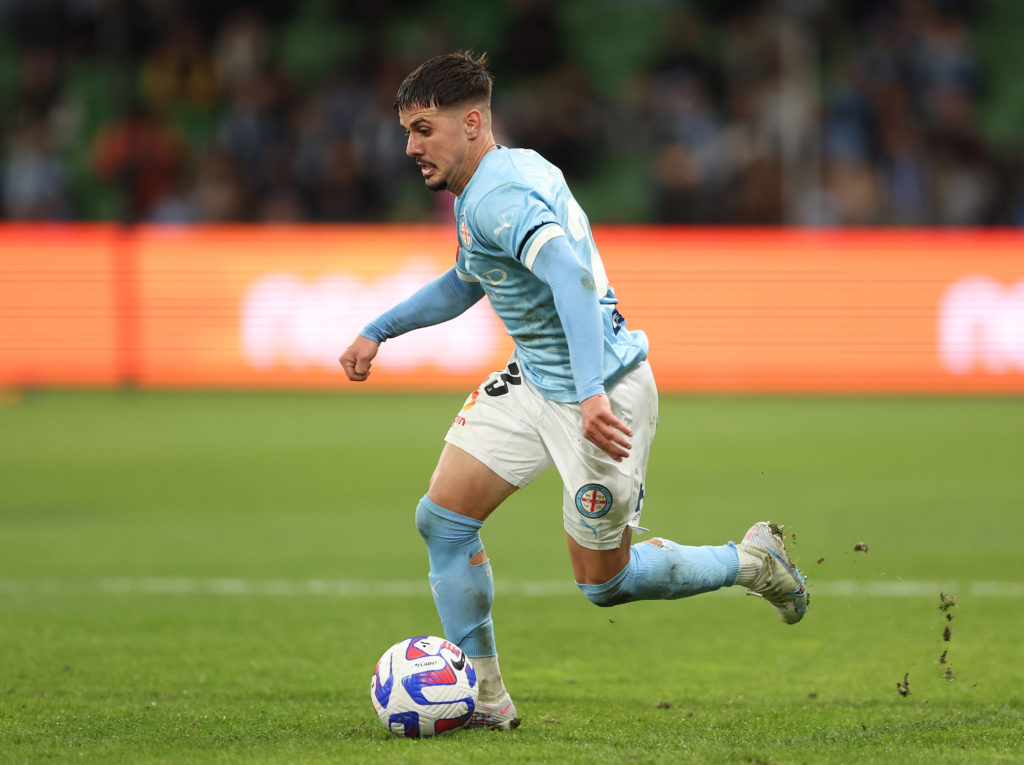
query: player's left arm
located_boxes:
[361,267,485,343]
[530,233,633,461]
[340,268,484,382]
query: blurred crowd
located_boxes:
[2,0,1022,225]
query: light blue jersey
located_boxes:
[453,147,648,403]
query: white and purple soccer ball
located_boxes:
[370,635,478,738]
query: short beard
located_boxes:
[425,176,448,192]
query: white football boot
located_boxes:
[739,521,809,624]
[466,690,521,730]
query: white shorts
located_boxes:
[444,359,659,550]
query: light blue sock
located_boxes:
[414,495,496,657]
[577,538,739,607]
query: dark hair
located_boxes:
[394,50,493,112]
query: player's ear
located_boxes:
[463,108,482,139]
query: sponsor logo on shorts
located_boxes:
[575,484,612,518]
[578,517,600,538]
[452,390,480,427]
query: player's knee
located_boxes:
[415,495,484,550]
[576,567,631,607]
[414,496,434,541]
[578,585,618,607]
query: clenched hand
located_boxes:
[339,336,380,381]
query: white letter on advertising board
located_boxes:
[939,276,1024,374]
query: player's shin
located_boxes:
[414,496,505,699]
[576,538,739,606]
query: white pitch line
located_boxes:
[0,578,1021,598]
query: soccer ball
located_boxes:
[370,635,478,738]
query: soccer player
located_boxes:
[339,51,808,730]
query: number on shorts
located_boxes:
[484,362,521,397]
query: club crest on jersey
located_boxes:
[459,216,472,248]
[575,484,612,519]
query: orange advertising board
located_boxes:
[0,225,122,386]
[598,228,1024,392]
[1,225,1022,393]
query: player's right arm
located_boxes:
[339,266,485,382]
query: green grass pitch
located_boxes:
[1,390,1022,763]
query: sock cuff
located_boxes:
[576,558,631,599]
[416,494,483,529]
[721,540,740,586]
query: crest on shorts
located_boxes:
[459,215,472,248]
[575,484,612,519]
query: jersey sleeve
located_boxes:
[530,234,605,401]
[469,183,566,265]
[361,267,485,342]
